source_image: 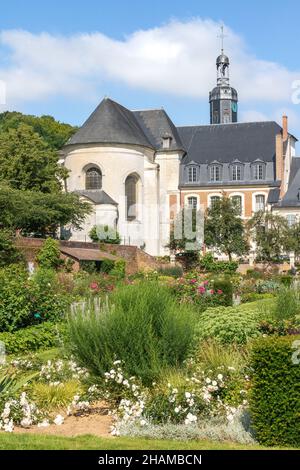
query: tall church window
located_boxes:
[188,166,197,183]
[85,167,102,190]
[255,194,265,212]
[210,165,222,182]
[125,174,139,221]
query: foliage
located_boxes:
[204,195,249,261]
[250,335,300,447]
[0,183,91,236]
[110,259,126,279]
[194,340,249,374]
[247,211,293,262]
[67,282,198,385]
[36,238,62,270]
[212,278,233,307]
[158,265,183,278]
[32,381,80,411]
[100,259,115,274]
[171,274,230,312]
[196,304,263,344]
[89,225,121,244]
[0,123,67,193]
[0,265,70,332]
[0,111,76,151]
[0,230,23,267]
[0,322,66,354]
[199,253,238,273]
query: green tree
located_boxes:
[204,195,249,261]
[37,238,62,270]
[247,211,293,262]
[0,124,68,193]
[0,183,91,237]
[0,229,23,266]
[0,111,76,150]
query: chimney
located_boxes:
[275,133,283,182]
[282,115,288,142]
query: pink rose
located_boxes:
[198,286,206,294]
[217,289,223,295]
[209,289,215,295]
[190,279,197,284]
[203,280,209,285]
[90,282,99,290]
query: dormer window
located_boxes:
[231,163,243,181]
[188,166,197,183]
[210,164,222,182]
[252,162,265,181]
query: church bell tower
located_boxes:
[209,26,238,124]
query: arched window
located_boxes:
[255,194,265,212]
[125,174,139,221]
[187,196,198,209]
[231,195,242,215]
[85,167,102,190]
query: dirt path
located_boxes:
[13,402,114,438]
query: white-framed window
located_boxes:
[255,194,265,212]
[187,196,198,209]
[210,165,222,182]
[287,214,297,227]
[187,166,197,183]
[231,164,243,181]
[125,174,140,221]
[231,195,242,215]
[252,163,265,181]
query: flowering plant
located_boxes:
[171,275,227,311]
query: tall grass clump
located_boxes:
[272,287,300,322]
[67,282,198,385]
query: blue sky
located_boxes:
[1,0,300,137]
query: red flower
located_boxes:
[209,289,215,295]
[198,286,206,294]
[217,289,223,295]
[190,279,197,284]
[90,282,99,290]
[203,280,209,285]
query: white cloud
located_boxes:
[0,19,299,106]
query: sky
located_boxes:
[1,0,300,139]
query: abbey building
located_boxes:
[60,49,299,256]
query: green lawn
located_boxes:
[0,434,291,450]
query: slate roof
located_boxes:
[267,188,280,204]
[277,157,300,207]
[177,121,282,164]
[65,98,184,151]
[66,98,154,149]
[75,190,118,205]
[133,109,184,151]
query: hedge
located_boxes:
[250,335,300,447]
[0,321,67,355]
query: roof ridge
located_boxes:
[177,121,280,129]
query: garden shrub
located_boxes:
[196,304,262,344]
[36,238,62,270]
[0,322,66,354]
[199,253,238,274]
[0,230,23,267]
[250,335,300,447]
[110,259,126,279]
[100,259,115,274]
[212,279,233,306]
[158,265,183,278]
[67,281,198,385]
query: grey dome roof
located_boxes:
[216,54,229,65]
[210,85,238,100]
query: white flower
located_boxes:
[4,420,13,432]
[174,406,181,413]
[217,374,223,381]
[172,388,178,394]
[54,415,64,426]
[140,419,147,427]
[227,414,234,422]
[205,378,211,384]
[20,417,32,428]
[212,380,217,386]
[185,392,191,399]
[184,412,197,424]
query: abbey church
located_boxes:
[61,49,300,257]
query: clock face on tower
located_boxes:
[231,102,237,113]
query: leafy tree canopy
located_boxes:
[0,183,91,237]
[204,194,249,261]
